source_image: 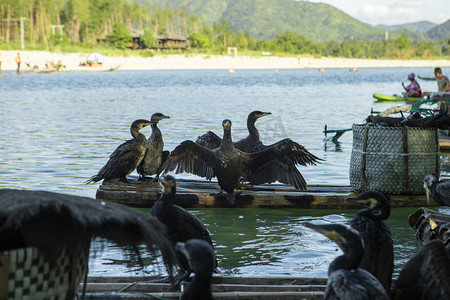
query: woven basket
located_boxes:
[0,246,89,300]
[349,124,440,194]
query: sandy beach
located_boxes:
[1,50,450,71]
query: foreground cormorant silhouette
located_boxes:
[304,222,389,300]
[391,237,450,300]
[346,190,394,292]
[423,172,450,206]
[176,239,215,300]
[150,175,217,284]
[86,119,154,183]
[137,112,170,180]
[196,110,322,166]
[163,119,306,204]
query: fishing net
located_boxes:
[0,246,89,300]
[350,124,440,194]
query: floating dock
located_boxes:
[81,276,327,299]
[95,177,438,209]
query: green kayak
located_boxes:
[372,93,424,102]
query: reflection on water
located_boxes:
[0,68,448,278]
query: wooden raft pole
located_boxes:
[95,177,438,209]
[81,276,327,299]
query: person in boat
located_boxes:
[402,73,422,97]
[418,67,450,93]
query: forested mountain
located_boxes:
[427,19,450,40]
[151,0,388,43]
[377,21,437,33]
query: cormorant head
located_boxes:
[175,239,215,276]
[159,174,176,196]
[423,172,438,204]
[345,190,390,218]
[131,119,155,130]
[151,113,170,123]
[249,111,271,121]
[222,119,232,131]
[304,222,363,255]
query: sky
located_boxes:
[307,0,450,26]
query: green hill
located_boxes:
[377,21,437,33]
[427,19,450,40]
[153,0,388,43]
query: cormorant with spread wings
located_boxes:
[196,111,322,166]
[163,119,306,204]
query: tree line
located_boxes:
[1,0,449,59]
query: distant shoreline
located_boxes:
[1,50,450,71]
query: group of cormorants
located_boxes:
[149,177,450,299]
[305,190,450,300]
[84,111,450,299]
[87,111,321,204]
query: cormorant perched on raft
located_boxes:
[175,239,215,300]
[86,119,154,184]
[164,119,306,204]
[303,223,389,300]
[391,228,450,300]
[346,190,394,292]
[137,113,170,181]
[423,172,450,206]
[196,110,322,166]
[151,175,217,285]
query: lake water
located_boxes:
[1,67,449,279]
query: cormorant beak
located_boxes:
[223,119,232,130]
[162,115,170,120]
[158,175,171,192]
[260,112,272,118]
[423,182,430,204]
[303,222,348,251]
[345,195,370,206]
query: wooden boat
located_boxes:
[95,177,438,209]
[373,93,425,102]
[81,276,327,299]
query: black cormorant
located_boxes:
[164,119,306,204]
[423,172,450,206]
[346,190,394,292]
[150,175,217,284]
[175,239,215,300]
[391,238,450,300]
[137,113,170,180]
[196,111,322,166]
[303,222,389,300]
[86,119,154,183]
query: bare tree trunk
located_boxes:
[5,5,11,43]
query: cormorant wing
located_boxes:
[163,140,216,180]
[328,269,389,300]
[96,139,141,180]
[266,138,323,166]
[435,180,450,201]
[195,131,222,149]
[238,147,306,190]
[418,241,450,299]
[171,205,214,245]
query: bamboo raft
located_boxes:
[81,276,327,299]
[95,177,439,209]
